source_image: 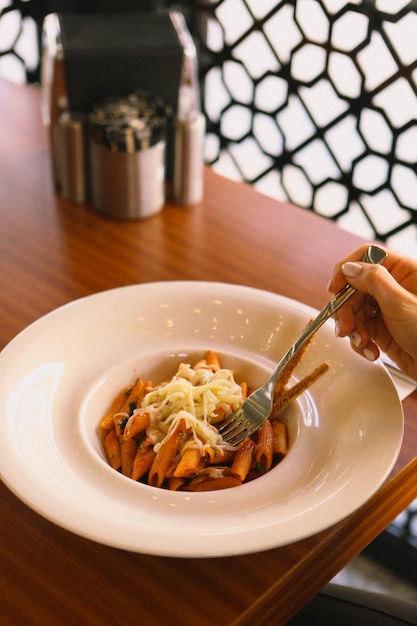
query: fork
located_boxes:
[218,245,387,446]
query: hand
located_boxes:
[327,244,417,382]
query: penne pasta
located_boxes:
[118,378,145,416]
[124,411,151,439]
[98,347,328,491]
[174,446,202,477]
[205,446,235,465]
[192,357,207,370]
[185,475,242,491]
[254,420,274,472]
[103,428,122,470]
[148,419,186,488]
[231,437,255,481]
[114,413,128,437]
[132,445,157,481]
[211,405,228,424]
[168,476,186,491]
[205,350,221,370]
[240,381,248,400]
[272,420,288,456]
[120,436,138,477]
[99,387,130,430]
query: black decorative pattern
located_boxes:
[188,0,417,252]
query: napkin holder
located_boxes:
[41,11,204,210]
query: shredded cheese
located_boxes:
[135,363,243,454]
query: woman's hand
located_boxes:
[327,244,417,382]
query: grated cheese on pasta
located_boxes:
[134,363,243,453]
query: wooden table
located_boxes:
[1,78,416,626]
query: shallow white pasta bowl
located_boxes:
[0,281,403,557]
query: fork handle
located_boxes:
[268,245,387,387]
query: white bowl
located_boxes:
[0,282,403,557]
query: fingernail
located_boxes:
[364,348,377,362]
[341,262,363,278]
[351,331,361,347]
[334,320,340,337]
[326,278,333,292]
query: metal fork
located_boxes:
[219,245,387,446]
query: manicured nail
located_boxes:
[326,278,334,292]
[341,262,362,278]
[334,320,340,337]
[364,348,377,362]
[351,331,361,347]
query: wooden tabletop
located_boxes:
[1,78,416,626]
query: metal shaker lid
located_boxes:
[89,92,171,153]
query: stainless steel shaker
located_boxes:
[89,94,168,220]
[58,111,89,203]
[173,113,205,206]
[171,13,205,205]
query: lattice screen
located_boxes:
[188,0,417,256]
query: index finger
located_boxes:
[327,244,392,293]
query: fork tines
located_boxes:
[218,411,249,446]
